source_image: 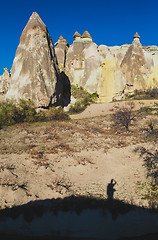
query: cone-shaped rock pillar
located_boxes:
[6,12,61,107]
[121,32,148,91]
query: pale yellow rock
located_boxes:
[98,55,125,103]
[147,66,158,88]
[0,67,10,93]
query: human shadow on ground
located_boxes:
[107,179,117,199]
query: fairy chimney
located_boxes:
[6,12,62,107]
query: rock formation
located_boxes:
[2,21,158,106]
[0,67,10,94]
[65,31,101,94]
[6,12,61,107]
[121,33,150,93]
[73,31,82,40]
[55,35,69,71]
[65,31,158,102]
[82,31,93,41]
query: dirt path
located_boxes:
[70,100,158,119]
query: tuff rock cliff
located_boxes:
[5,12,62,107]
[57,31,158,102]
[0,67,10,94]
[1,12,158,105]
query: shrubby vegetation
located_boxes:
[136,147,158,185]
[111,101,158,202]
[0,99,36,128]
[36,106,70,121]
[69,85,99,114]
[126,88,158,100]
[111,102,142,131]
[0,99,69,129]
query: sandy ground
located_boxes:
[0,100,157,209]
[71,100,158,119]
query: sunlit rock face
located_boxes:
[109,44,130,65]
[4,24,158,106]
[65,31,102,94]
[120,33,154,93]
[143,45,158,89]
[99,53,125,102]
[6,12,61,107]
[55,36,69,72]
[0,67,10,94]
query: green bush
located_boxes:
[0,99,36,127]
[0,99,69,129]
[70,85,99,114]
[88,92,99,99]
[126,88,158,100]
[71,85,88,99]
[36,107,70,121]
[0,101,21,126]
[69,96,92,114]
[0,99,69,128]
[18,99,36,122]
[71,85,99,100]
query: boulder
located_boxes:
[6,12,61,107]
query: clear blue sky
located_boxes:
[0,0,158,75]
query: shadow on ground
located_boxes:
[0,196,158,240]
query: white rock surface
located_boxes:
[6,12,61,107]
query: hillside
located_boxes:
[0,99,157,210]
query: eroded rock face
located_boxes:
[65,32,127,102]
[55,36,69,72]
[121,33,152,93]
[0,67,10,94]
[6,12,61,107]
[4,24,158,106]
[64,31,158,102]
[65,31,102,94]
[99,54,125,102]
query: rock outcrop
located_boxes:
[65,31,101,94]
[55,35,69,71]
[65,31,158,102]
[6,12,61,107]
[0,67,10,94]
[2,22,158,105]
[121,33,150,93]
[120,33,158,94]
[65,31,126,102]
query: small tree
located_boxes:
[111,102,142,131]
[136,146,158,185]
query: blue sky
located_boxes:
[0,0,158,75]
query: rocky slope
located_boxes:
[0,100,157,210]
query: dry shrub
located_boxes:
[111,102,142,131]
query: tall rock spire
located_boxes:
[121,32,148,91]
[55,35,69,71]
[6,12,61,107]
